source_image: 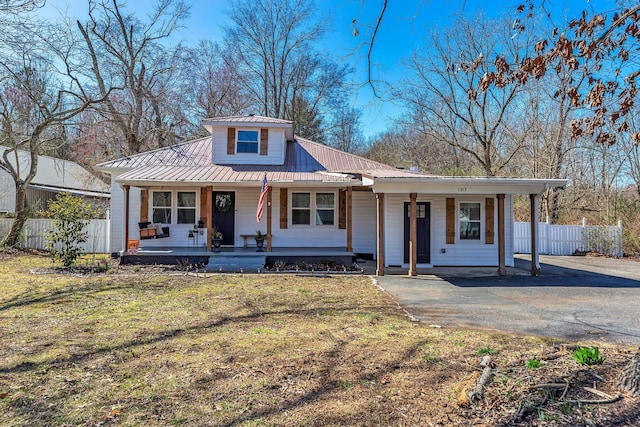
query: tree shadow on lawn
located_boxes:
[0,280,164,313]
[2,302,419,425]
[0,303,393,375]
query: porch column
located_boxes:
[497,193,506,276]
[123,184,130,250]
[408,193,417,276]
[266,186,272,252]
[529,193,540,276]
[376,193,385,276]
[206,186,212,252]
[346,186,353,252]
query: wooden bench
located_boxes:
[240,234,256,248]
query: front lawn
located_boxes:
[0,254,637,426]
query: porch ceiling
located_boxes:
[366,176,567,195]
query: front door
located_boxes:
[212,191,235,246]
[404,202,430,264]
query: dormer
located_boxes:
[202,115,294,166]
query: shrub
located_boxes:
[525,359,541,369]
[45,192,99,268]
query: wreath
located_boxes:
[215,194,232,212]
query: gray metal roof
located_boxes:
[1,146,109,193]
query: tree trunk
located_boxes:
[619,347,640,396]
[4,182,28,247]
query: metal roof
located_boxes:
[1,146,109,193]
[98,134,404,186]
[202,115,293,125]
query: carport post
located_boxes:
[530,194,540,275]
[497,194,506,276]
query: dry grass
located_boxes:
[0,254,638,426]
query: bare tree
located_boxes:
[76,0,190,154]
[0,19,104,247]
[179,40,252,136]
[326,105,365,154]
[223,0,349,129]
[400,15,535,176]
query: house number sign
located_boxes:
[458,187,467,192]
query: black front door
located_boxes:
[404,202,430,264]
[212,191,235,246]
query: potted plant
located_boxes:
[255,230,265,252]
[211,226,223,252]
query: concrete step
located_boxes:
[206,255,266,273]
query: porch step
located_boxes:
[205,255,267,273]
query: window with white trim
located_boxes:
[291,191,336,226]
[237,129,259,153]
[152,191,172,224]
[315,192,335,225]
[151,190,197,225]
[177,191,196,224]
[459,202,481,240]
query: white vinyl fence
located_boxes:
[514,218,623,257]
[0,213,110,254]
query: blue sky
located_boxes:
[41,0,604,138]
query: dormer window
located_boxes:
[237,130,259,153]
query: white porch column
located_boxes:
[376,193,385,276]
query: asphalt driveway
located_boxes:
[374,255,640,345]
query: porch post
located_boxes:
[123,185,130,250]
[376,193,385,276]
[497,193,506,276]
[408,193,417,276]
[206,185,212,252]
[266,186,272,251]
[529,193,540,275]
[346,186,353,252]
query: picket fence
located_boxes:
[0,214,110,254]
[514,218,623,257]
[0,215,622,257]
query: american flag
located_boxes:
[256,173,268,222]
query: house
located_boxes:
[96,115,565,275]
[0,146,110,215]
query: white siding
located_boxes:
[271,188,347,247]
[384,194,514,267]
[0,168,16,212]
[211,127,286,165]
[352,191,377,256]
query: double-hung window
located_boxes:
[177,191,196,224]
[291,191,335,226]
[459,202,481,240]
[315,193,335,225]
[152,191,172,224]
[151,190,197,224]
[237,130,259,153]
[291,192,311,225]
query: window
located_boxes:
[152,191,172,224]
[291,191,336,227]
[237,130,259,153]
[315,193,335,225]
[459,202,481,240]
[292,192,311,225]
[177,191,196,224]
